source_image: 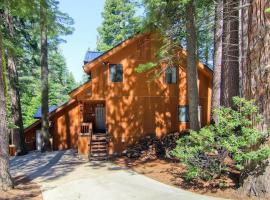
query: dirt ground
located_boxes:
[0,176,42,200]
[113,157,265,200]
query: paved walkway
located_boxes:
[10,150,225,200]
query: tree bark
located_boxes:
[238,0,270,198]
[40,0,50,152]
[220,0,240,107]
[0,23,13,191]
[185,0,200,131]
[240,0,270,131]
[211,0,223,121]
[5,13,27,155]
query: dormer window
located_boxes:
[109,64,123,82]
[165,66,176,84]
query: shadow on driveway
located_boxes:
[10,150,85,182]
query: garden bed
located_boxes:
[113,157,263,200]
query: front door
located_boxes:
[95,104,106,132]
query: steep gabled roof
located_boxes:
[72,32,213,98]
[83,33,147,73]
[84,51,104,64]
[69,80,91,97]
[33,106,58,119]
[24,99,77,134]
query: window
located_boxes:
[178,105,203,124]
[165,66,176,84]
[178,105,189,122]
[109,64,123,82]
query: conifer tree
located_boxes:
[0,19,13,191]
[97,0,142,51]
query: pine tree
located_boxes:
[4,13,27,155]
[97,0,142,51]
[211,0,223,121]
[185,0,200,131]
[220,0,239,107]
[0,22,13,191]
[40,0,50,152]
[0,0,38,155]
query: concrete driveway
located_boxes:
[10,150,225,200]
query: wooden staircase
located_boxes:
[89,133,109,161]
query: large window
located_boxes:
[165,66,177,84]
[109,64,123,82]
[178,105,189,122]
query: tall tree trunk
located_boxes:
[40,0,50,152]
[185,0,200,131]
[211,0,223,121]
[5,13,27,155]
[238,1,270,198]
[240,0,270,131]
[220,0,240,107]
[0,24,13,191]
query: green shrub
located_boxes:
[172,97,270,181]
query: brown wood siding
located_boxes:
[74,33,213,154]
[24,33,212,155]
[52,101,80,150]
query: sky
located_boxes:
[58,0,105,82]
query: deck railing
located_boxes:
[80,122,93,136]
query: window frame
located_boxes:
[178,105,189,123]
[164,66,177,84]
[109,64,123,83]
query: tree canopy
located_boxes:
[97,0,142,51]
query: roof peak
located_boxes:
[84,51,104,64]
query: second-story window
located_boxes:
[165,66,176,84]
[109,64,123,82]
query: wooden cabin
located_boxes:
[24,33,213,158]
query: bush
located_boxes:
[171,97,270,181]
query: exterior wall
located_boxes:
[75,33,213,154]
[23,100,81,152]
[78,135,90,155]
[52,101,80,150]
[24,123,40,151]
[24,33,213,155]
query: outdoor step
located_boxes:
[92,135,108,139]
[91,145,107,149]
[91,153,108,157]
[91,147,107,151]
[91,149,107,153]
[92,133,108,137]
[91,141,107,145]
[91,139,107,143]
[89,156,108,161]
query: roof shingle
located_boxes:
[84,51,104,64]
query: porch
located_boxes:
[78,101,109,160]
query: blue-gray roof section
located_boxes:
[33,105,58,119]
[84,51,104,64]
